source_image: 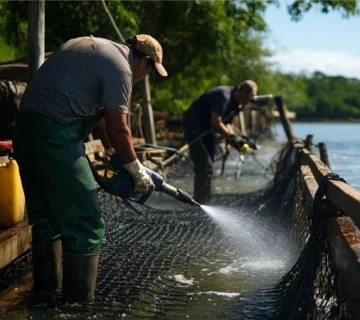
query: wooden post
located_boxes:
[238,110,246,135]
[304,134,314,152]
[274,96,295,141]
[319,142,330,168]
[141,76,157,145]
[251,109,257,134]
[27,0,45,81]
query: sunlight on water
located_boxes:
[201,205,294,269]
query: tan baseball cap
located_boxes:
[134,34,168,77]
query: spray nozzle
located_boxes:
[176,188,201,206]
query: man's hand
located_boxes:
[241,135,257,150]
[226,134,257,153]
[226,134,246,150]
[123,159,155,199]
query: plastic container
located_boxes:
[0,141,25,229]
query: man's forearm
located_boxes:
[104,109,137,163]
[93,118,112,150]
[212,122,232,138]
[107,125,137,163]
[226,124,234,135]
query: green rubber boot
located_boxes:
[32,239,62,292]
[62,253,99,302]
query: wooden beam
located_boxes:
[0,52,52,66]
[238,110,246,135]
[84,139,105,155]
[327,217,360,318]
[0,64,28,82]
[304,134,313,152]
[0,221,31,269]
[274,96,295,141]
[300,160,360,319]
[161,144,189,168]
[300,165,317,205]
[302,148,360,229]
[272,110,296,120]
[327,181,360,230]
[319,142,330,168]
[251,110,257,134]
[302,148,331,183]
[141,76,157,145]
[27,0,45,81]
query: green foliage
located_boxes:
[287,0,359,21]
[0,0,359,119]
[294,72,360,119]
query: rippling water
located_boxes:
[275,122,360,190]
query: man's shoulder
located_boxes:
[206,86,232,99]
[93,38,132,75]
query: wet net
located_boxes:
[0,143,349,319]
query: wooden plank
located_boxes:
[302,148,331,183]
[300,165,317,208]
[272,110,296,120]
[327,216,360,318]
[0,221,31,269]
[136,149,167,163]
[302,148,360,229]
[0,52,52,66]
[133,137,146,145]
[327,181,360,230]
[84,139,105,155]
[299,160,360,319]
[0,64,28,82]
[84,138,154,157]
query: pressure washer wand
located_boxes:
[160,182,201,207]
[88,154,200,207]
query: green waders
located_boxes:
[14,112,105,302]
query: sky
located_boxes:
[264,3,360,79]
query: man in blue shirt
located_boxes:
[182,80,258,203]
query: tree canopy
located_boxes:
[0,0,359,119]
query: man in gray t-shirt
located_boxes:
[14,34,167,302]
[21,36,134,123]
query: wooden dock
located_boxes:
[0,221,31,269]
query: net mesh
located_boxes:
[0,143,349,319]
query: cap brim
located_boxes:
[155,62,168,77]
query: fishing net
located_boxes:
[0,142,349,319]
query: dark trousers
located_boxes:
[188,139,214,203]
[183,111,215,203]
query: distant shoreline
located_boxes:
[276,118,360,123]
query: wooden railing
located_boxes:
[275,95,360,318]
[299,145,360,318]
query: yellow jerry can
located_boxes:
[0,141,25,229]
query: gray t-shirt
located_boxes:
[20,36,133,123]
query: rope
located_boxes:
[100,0,125,43]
